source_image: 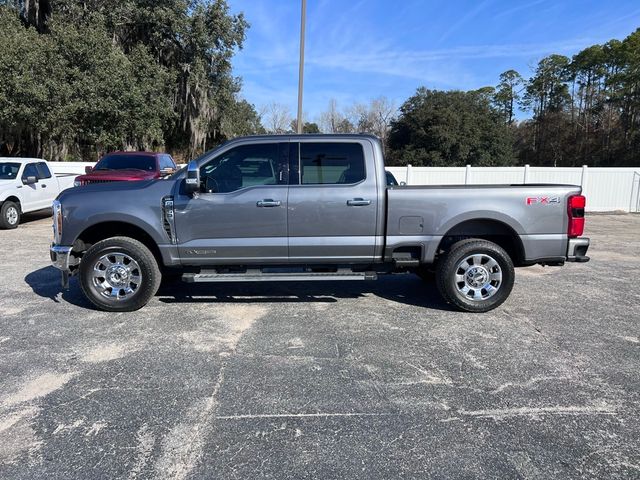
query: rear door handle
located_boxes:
[347,198,371,206]
[41,184,47,188]
[257,199,281,207]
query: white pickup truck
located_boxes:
[0,158,77,229]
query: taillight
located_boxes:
[567,195,585,238]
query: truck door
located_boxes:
[19,163,47,211]
[35,162,56,207]
[173,141,289,265]
[287,140,379,263]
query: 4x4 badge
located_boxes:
[526,196,560,205]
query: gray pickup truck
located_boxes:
[50,134,590,312]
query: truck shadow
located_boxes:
[157,274,454,312]
[26,267,453,312]
[20,209,52,225]
[25,266,92,308]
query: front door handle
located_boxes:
[257,199,281,207]
[41,184,47,188]
[347,198,371,206]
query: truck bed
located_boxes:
[385,183,582,264]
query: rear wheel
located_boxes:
[0,201,20,229]
[436,239,514,313]
[79,236,161,312]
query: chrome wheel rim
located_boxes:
[6,206,18,225]
[91,252,142,301]
[455,254,502,301]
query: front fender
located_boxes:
[0,188,23,206]
[67,213,166,246]
[57,180,176,246]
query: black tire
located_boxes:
[79,236,161,312]
[435,239,514,313]
[0,201,20,229]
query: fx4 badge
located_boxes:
[526,196,560,205]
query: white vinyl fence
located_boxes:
[48,162,640,213]
[386,165,640,213]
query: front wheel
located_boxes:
[0,201,20,229]
[436,239,514,313]
[79,236,161,312]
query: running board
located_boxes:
[182,270,378,283]
[394,259,420,268]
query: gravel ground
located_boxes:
[0,212,638,479]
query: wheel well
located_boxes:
[437,219,525,266]
[75,222,162,264]
[3,196,21,209]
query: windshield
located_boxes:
[95,154,156,172]
[0,163,21,180]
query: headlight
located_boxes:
[52,200,62,244]
[74,180,81,187]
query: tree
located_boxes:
[513,31,640,167]
[523,55,571,116]
[493,70,523,125]
[0,6,174,159]
[0,0,248,160]
[319,98,348,133]
[518,55,572,165]
[219,99,265,140]
[349,96,397,143]
[261,102,292,134]
[290,120,321,133]
[387,88,515,166]
[609,29,640,165]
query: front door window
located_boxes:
[200,143,283,194]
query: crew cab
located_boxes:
[0,158,76,229]
[74,151,176,186]
[51,135,590,312]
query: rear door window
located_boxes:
[297,143,366,185]
[36,162,52,179]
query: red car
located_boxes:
[74,152,177,186]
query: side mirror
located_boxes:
[184,160,200,195]
[23,175,38,185]
[85,166,94,174]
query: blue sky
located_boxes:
[226,0,640,122]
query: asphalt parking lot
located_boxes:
[0,213,638,479]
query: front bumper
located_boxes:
[567,237,590,262]
[50,244,77,288]
[50,244,74,270]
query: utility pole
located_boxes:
[296,0,306,134]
